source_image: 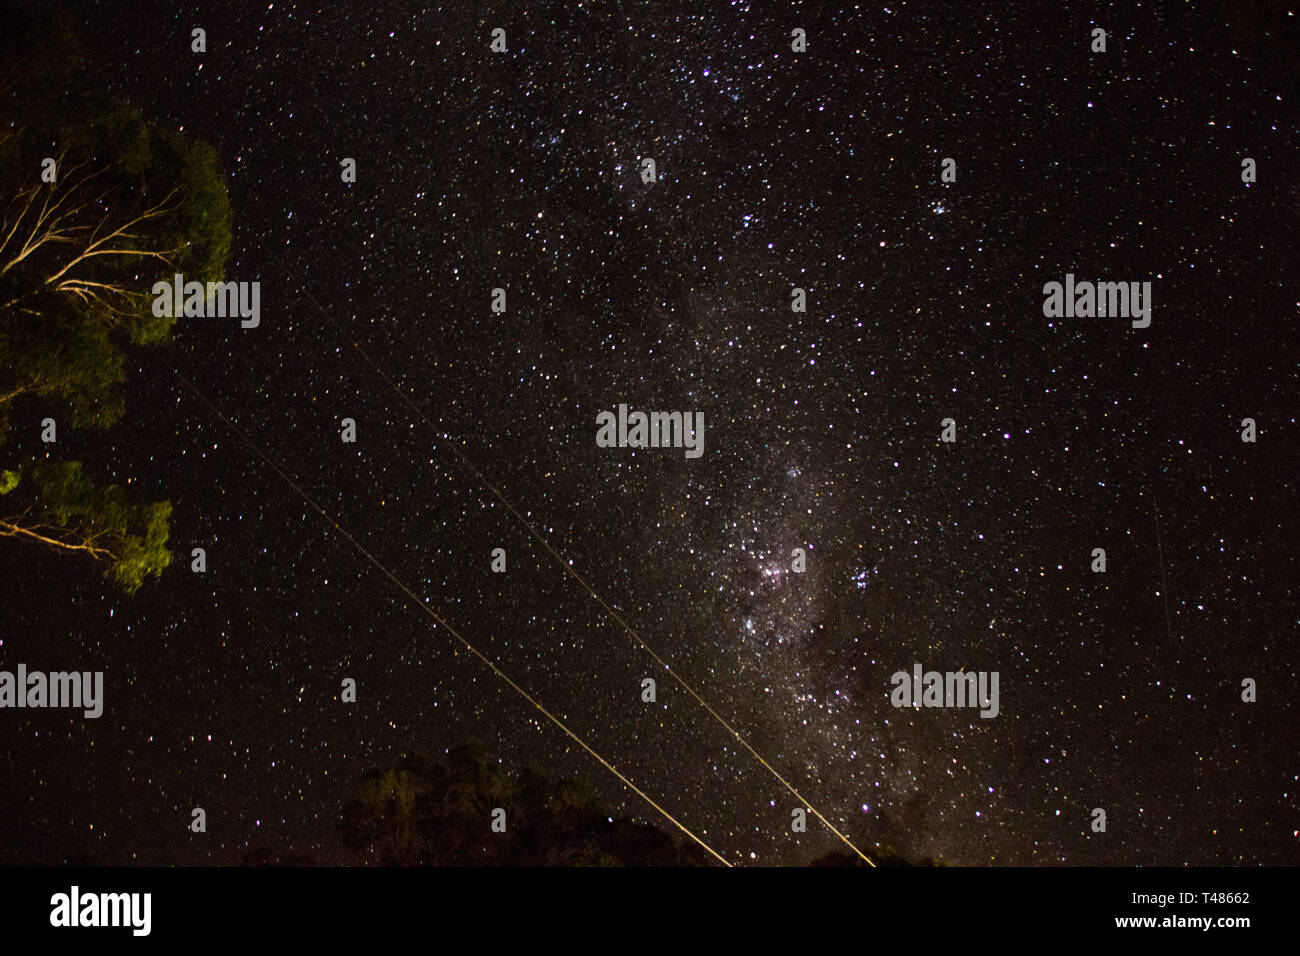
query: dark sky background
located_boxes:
[1,0,1295,866]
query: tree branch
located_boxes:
[0,518,117,561]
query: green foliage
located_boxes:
[167,131,233,291]
[111,499,173,594]
[0,299,125,437]
[1,461,172,594]
[1,92,233,345]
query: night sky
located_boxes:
[1,0,1296,866]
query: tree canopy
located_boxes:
[0,1,231,592]
[338,745,718,866]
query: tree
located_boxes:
[0,1,231,591]
[338,745,719,866]
[0,461,172,593]
[240,845,318,867]
[810,846,948,866]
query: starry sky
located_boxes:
[1,0,1296,866]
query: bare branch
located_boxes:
[44,188,180,285]
[0,519,117,562]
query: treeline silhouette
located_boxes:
[331,745,717,867]
[235,744,945,867]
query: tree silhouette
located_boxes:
[240,845,318,867]
[810,846,948,867]
[338,745,718,866]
